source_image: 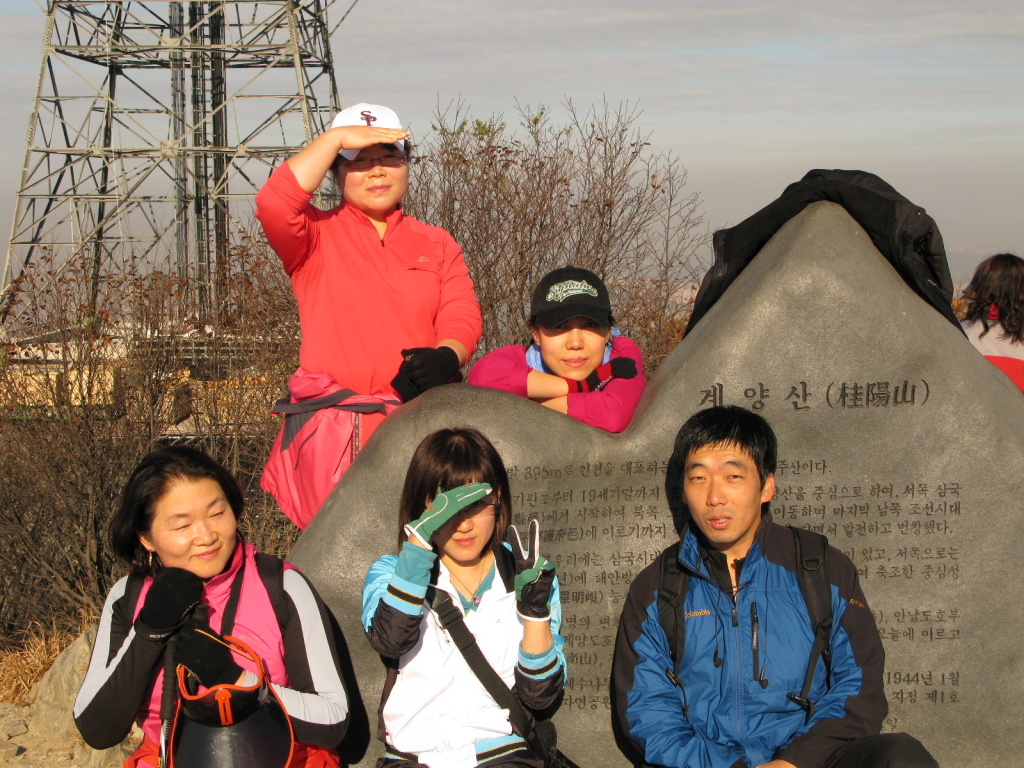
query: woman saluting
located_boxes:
[256,104,482,528]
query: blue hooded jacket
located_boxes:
[612,512,887,768]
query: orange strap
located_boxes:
[214,688,235,726]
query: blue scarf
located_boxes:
[525,327,620,374]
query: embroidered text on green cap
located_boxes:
[546,279,598,303]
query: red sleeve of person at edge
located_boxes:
[468,336,645,433]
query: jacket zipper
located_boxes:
[751,601,760,684]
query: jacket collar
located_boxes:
[494,545,517,593]
[203,540,247,603]
[678,503,776,578]
[337,200,404,231]
[433,547,517,612]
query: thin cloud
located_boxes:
[0,0,1019,268]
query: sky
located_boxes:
[0,0,1020,285]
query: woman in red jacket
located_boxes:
[255,103,482,527]
[961,252,1024,391]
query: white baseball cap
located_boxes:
[331,103,405,160]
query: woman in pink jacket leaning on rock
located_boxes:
[468,266,644,433]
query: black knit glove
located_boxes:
[391,346,460,400]
[134,567,205,642]
[173,616,244,688]
[562,357,637,393]
[506,519,556,621]
[389,370,420,403]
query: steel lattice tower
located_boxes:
[2,1,346,322]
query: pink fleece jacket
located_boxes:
[132,544,287,745]
[468,336,645,432]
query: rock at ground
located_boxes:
[0,743,23,759]
[1,720,26,739]
[28,629,94,743]
[0,627,137,767]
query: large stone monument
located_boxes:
[292,201,1024,767]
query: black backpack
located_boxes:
[658,526,833,722]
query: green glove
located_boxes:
[505,519,556,621]
[405,482,492,545]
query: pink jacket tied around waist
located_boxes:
[261,368,400,529]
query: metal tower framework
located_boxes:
[2,1,343,321]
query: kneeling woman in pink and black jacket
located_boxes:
[74,446,349,768]
[468,266,645,433]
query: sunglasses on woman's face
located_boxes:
[342,153,407,172]
[461,495,499,519]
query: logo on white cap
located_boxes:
[331,103,404,159]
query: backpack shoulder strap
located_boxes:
[255,552,289,636]
[124,571,145,614]
[656,541,693,715]
[656,541,689,673]
[787,526,834,722]
[111,572,147,664]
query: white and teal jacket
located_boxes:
[362,542,565,768]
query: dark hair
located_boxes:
[109,445,245,575]
[962,253,1024,344]
[671,406,777,487]
[397,427,512,552]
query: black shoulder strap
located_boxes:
[254,552,289,636]
[426,587,538,750]
[656,541,691,715]
[125,557,288,639]
[787,526,834,722]
[656,541,689,673]
[124,571,145,615]
[119,572,147,663]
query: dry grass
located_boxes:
[952,296,968,320]
[0,621,81,706]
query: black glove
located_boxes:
[134,567,205,641]
[173,616,244,688]
[505,519,556,621]
[392,346,460,398]
[389,370,421,403]
[563,357,638,393]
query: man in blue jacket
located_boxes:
[612,406,936,768]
